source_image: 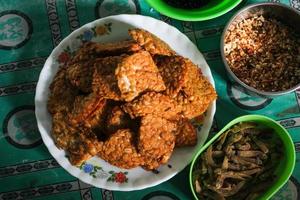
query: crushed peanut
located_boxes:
[224,15,300,92]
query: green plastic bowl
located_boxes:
[146,0,242,21]
[189,115,295,200]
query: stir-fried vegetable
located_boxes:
[192,122,282,199]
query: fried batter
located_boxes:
[173,117,197,147]
[156,55,216,119]
[92,56,124,100]
[48,29,215,169]
[175,57,217,119]
[52,112,103,166]
[93,40,141,56]
[106,106,132,134]
[70,40,141,63]
[70,42,97,64]
[154,55,189,97]
[98,129,144,169]
[68,93,107,127]
[129,28,175,56]
[138,115,176,170]
[123,91,180,120]
[115,51,166,101]
[48,68,77,114]
[66,61,94,93]
[84,99,109,129]
[68,130,103,166]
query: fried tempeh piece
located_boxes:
[115,51,166,101]
[155,55,216,119]
[129,28,175,56]
[138,115,176,170]
[66,61,94,93]
[122,91,180,120]
[66,60,94,93]
[92,56,124,100]
[172,117,197,147]
[106,105,132,134]
[70,40,141,63]
[68,130,103,166]
[52,112,103,166]
[98,129,144,169]
[68,93,107,127]
[154,55,189,97]
[48,68,77,114]
[93,40,141,56]
[175,57,217,119]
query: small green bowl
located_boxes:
[146,0,242,21]
[189,115,295,200]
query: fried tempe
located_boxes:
[52,112,103,166]
[175,58,217,119]
[98,129,144,169]
[123,91,180,120]
[66,61,94,93]
[155,55,216,119]
[70,40,141,63]
[68,93,107,128]
[92,40,141,56]
[48,28,216,169]
[129,28,175,56]
[138,115,176,170]
[106,105,132,134]
[173,117,197,147]
[48,68,77,114]
[92,56,124,100]
[154,55,189,97]
[115,51,166,101]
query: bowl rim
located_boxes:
[220,2,300,97]
[189,114,296,200]
[146,0,243,21]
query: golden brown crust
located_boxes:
[138,115,176,170]
[52,112,103,166]
[115,51,166,101]
[175,58,217,119]
[92,56,124,100]
[68,93,107,127]
[106,106,132,134]
[48,68,77,114]
[156,55,217,119]
[172,117,197,147]
[66,61,94,93]
[48,29,216,169]
[70,40,141,63]
[83,99,108,129]
[93,40,142,56]
[129,29,175,56]
[154,55,189,97]
[98,129,144,169]
[70,42,98,64]
[122,91,180,120]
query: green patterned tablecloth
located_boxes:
[0,0,299,199]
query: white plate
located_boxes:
[35,14,216,191]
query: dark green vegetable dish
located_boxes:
[192,122,283,199]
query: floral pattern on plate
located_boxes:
[57,23,113,64]
[79,162,128,184]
